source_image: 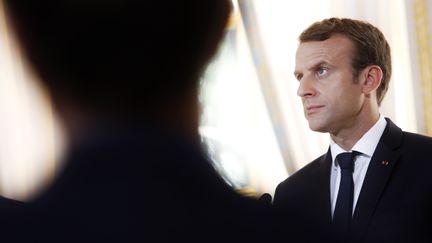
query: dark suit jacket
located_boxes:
[4,122,287,242]
[274,118,432,242]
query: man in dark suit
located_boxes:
[273,17,432,242]
[4,1,287,242]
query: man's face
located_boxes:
[294,35,365,135]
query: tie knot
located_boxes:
[336,151,360,171]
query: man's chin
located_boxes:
[307,121,328,133]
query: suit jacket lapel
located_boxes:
[351,118,403,238]
[318,149,333,225]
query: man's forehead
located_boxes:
[295,35,354,68]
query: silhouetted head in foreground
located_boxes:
[5,0,231,142]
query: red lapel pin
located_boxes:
[381,160,389,166]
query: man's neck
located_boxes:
[55,94,201,150]
[330,113,380,151]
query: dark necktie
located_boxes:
[333,151,361,234]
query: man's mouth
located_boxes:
[305,105,324,115]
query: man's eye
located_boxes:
[317,68,328,77]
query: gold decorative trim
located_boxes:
[236,187,257,198]
[413,0,432,136]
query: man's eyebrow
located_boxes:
[293,70,303,81]
[306,60,328,71]
[294,60,329,78]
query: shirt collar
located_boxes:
[330,114,387,166]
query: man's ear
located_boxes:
[360,65,382,95]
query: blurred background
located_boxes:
[0,0,431,200]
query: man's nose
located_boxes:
[297,76,316,98]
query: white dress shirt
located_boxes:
[330,115,387,217]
